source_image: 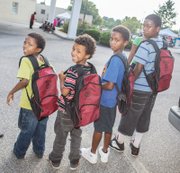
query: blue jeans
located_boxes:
[13,108,48,158]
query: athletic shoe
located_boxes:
[98,146,110,163]
[109,137,124,152]
[81,148,97,164]
[48,159,61,170]
[35,153,43,159]
[0,134,4,138]
[13,150,25,159]
[70,159,79,171]
[130,142,140,157]
[34,151,43,159]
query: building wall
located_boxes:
[36,3,66,23]
[0,1,93,25]
[0,0,36,24]
[36,3,92,25]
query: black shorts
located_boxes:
[94,105,116,133]
[118,90,157,136]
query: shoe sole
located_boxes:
[109,145,124,153]
[82,156,97,164]
[98,147,109,163]
[70,167,77,171]
[81,148,97,164]
[131,153,138,157]
[49,161,61,170]
[46,157,61,170]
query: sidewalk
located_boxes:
[54,27,68,39]
[170,47,180,54]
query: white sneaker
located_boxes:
[98,146,110,163]
[81,148,97,164]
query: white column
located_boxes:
[67,0,82,39]
[48,0,56,23]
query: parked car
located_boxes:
[168,98,180,132]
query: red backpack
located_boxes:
[19,56,58,120]
[143,39,174,93]
[64,63,101,127]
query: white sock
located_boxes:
[131,130,136,142]
[133,132,144,148]
[115,132,125,144]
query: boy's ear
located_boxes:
[156,26,161,33]
[36,48,42,53]
[124,40,129,48]
[85,54,91,59]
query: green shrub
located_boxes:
[77,22,90,35]
[62,22,69,33]
[81,29,101,42]
[99,31,110,47]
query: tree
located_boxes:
[68,0,102,25]
[154,0,177,28]
[121,16,142,34]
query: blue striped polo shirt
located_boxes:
[133,36,163,92]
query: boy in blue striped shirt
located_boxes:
[110,14,163,156]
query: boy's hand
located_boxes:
[58,71,66,81]
[7,93,14,106]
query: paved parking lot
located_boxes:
[0,21,180,173]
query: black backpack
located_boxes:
[108,54,135,115]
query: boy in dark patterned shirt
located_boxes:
[48,34,96,170]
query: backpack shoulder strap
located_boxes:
[87,62,97,74]
[145,39,160,53]
[18,56,24,68]
[28,56,40,71]
[110,53,128,72]
[72,64,85,77]
[142,39,161,92]
[41,55,50,66]
[72,62,97,76]
[18,56,38,71]
[109,53,128,93]
[19,55,49,71]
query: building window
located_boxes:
[12,2,18,14]
[41,9,46,14]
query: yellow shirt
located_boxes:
[17,57,45,110]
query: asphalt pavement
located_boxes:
[0,21,180,173]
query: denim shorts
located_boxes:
[118,90,157,136]
[94,105,116,133]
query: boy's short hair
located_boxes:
[75,34,96,59]
[145,14,162,27]
[112,25,130,41]
[28,33,46,53]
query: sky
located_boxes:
[37,0,180,30]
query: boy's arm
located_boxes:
[58,71,70,96]
[128,44,138,64]
[133,62,143,80]
[7,79,29,105]
[102,81,114,90]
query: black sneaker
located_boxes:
[70,159,79,171]
[49,159,61,170]
[13,151,25,159]
[35,153,43,159]
[130,143,140,156]
[109,138,124,152]
[0,134,4,138]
